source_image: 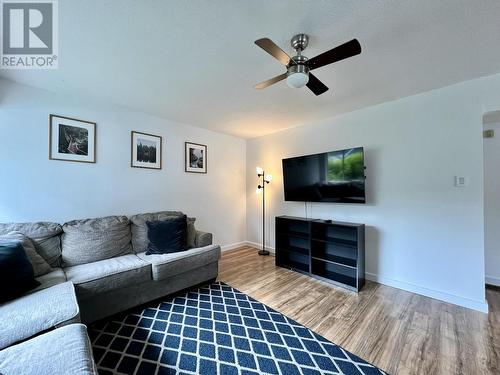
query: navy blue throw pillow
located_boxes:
[146,216,187,255]
[0,242,40,302]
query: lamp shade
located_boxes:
[265,174,272,182]
[256,166,264,175]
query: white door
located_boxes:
[484,121,500,286]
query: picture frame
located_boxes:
[185,142,207,174]
[49,114,96,163]
[131,131,162,169]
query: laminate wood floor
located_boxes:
[218,246,500,375]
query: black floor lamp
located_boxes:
[256,167,272,256]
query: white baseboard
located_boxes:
[220,242,248,252]
[366,272,489,313]
[486,275,500,287]
[224,241,487,313]
[220,241,275,254]
[244,241,275,254]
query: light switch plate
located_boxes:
[484,129,495,138]
[455,176,467,187]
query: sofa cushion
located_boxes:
[0,242,40,302]
[137,244,220,281]
[0,323,97,375]
[32,268,67,293]
[0,222,62,267]
[64,254,151,299]
[0,281,79,350]
[0,231,53,277]
[62,215,132,266]
[146,215,187,254]
[130,211,184,252]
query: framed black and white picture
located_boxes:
[49,114,96,163]
[185,142,207,174]
[131,131,162,169]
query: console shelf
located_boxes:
[275,216,365,292]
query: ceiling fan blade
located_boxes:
[307,39,361,71]
[306,73,329,96]
[254,73,287,89]
[255,38,292,66]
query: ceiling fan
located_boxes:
[254,34,361,96]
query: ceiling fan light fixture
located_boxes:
[286,72,309,88]
[286,64,309,88]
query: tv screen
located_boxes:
[282,147,365,203]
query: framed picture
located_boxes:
[131,131,162,169]
[185,142,207,174]
[49,114,96,163]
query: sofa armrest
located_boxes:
[195,230,213,247]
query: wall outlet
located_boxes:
[455,176,467,187]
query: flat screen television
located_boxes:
[282,147,365,203]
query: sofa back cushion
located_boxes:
[62,215,132,266]
[0,222,62,267]
[130,211,184,252]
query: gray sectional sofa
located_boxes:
[0,211,220,375]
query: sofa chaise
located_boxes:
[0,211,220,375]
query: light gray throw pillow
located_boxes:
[0,231,53,277]
[187,217,196,249]
[0,222,62,267]
[61,215,132,266]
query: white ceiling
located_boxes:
[2,0,500,138]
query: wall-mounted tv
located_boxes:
[282,147,365,203]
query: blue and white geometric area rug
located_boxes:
[90,282,387,375]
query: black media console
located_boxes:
[275,216,365,292]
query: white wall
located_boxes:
[484,120,500,286]
[246,73,500,313]
[0,79,246,247]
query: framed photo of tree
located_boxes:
[185,142,207,174]
[49,114,96,163]
[131,131,162,169]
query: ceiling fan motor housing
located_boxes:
[288,53,309,74]
[288,63,309,76]
[288,34,310,87]
[287,45,309,88]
